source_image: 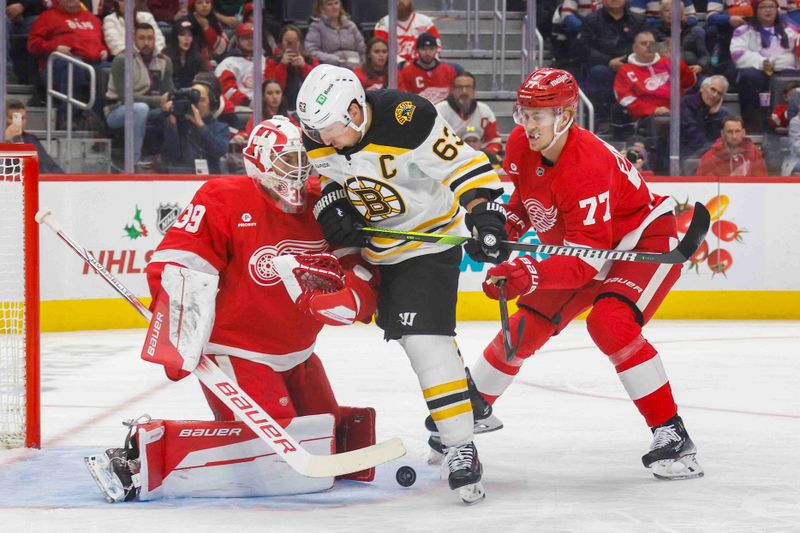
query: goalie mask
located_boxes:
[243,116,312,213]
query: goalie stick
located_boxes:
[35,209,406,478]
[361,202,711,265]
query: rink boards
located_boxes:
[35,174,800,331]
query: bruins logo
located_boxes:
[345,176,405,221]
[394,101,416,125]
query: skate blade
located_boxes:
[458,481,486,505]
[84,455,125,503]
[474,414,504,434]
[651,454,704,480]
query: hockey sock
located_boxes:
[470,309,554,405]
[587,297,677,427]
[399,335,474,447]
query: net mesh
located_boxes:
[0,157,26,448]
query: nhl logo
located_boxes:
[156,203,181,235]
[536,167,545,177]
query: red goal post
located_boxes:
[0,144,40,449]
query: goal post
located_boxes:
[0,144,40,449]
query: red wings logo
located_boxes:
[523,198,558,233]
[247,239,328,286]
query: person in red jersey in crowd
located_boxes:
[373,0,440,64]
[85,117,380,503]
[398,32,458,104]
[354,37,389,91]
[457,68,705,481]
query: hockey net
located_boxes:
[0,145,40,449]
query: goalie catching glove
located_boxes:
[273,253,377,326]
[464,201,511,264]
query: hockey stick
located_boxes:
[361,202,711,264]
[496,280,525,362]
[35,208,406,478]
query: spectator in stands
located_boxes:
[162,72,229,174]
[305,0,365,69]
[374,0,440,65]
[4,99,64,173]
[630,0,697,27]
[653,0,708,75]
[550,0,602,72]
[105,22,174,168]
[625,135,652,171]
[103,0,165,57]
[215,22,261,114]
[696,115,768,175]
[398,32,457,104]
[578,0,647,121]
[681,75,731,157]
[213,0,245,27]
[613,30,696,121]
[731,0,799,134]
[7,0,44,85]
[768,81,800,130]
[188,0,230,62]
[28,0,109,124]
[265,24,319,113]
[435,71,502,164]
[354,37,388,91]
[165,17,210,89]
[781,111,800,173]
[148,0,185,27]
[233,79,296,146]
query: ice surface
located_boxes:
[1,321,798,532]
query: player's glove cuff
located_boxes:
[465,201,510,264]
[313,189,367,248]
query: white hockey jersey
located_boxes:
[304,90,502,265]
[435,98,503,153]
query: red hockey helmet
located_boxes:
[517,68,579,109]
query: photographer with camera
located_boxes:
[162,72,230,174]
[104,22,174,171]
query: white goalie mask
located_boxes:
[295,64,368,144]
[243,116,311,213]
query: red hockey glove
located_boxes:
[482,255,540,300]
[505,210,528,242]
[279,253,377,326]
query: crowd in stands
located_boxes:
[5,0,800,176]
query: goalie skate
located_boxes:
[642,415,704,480]
[446,442,485,505]
[85,448,141,503]
[426,368,502,465]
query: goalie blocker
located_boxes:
[86,407,378,503]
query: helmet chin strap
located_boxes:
[542,107,573,153]
[347,101,370,142]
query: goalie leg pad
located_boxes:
[399,335,474,448]
[587,296,677,427]
[127,416,337,500]
[284,353,341,428]
[141,264,218,380]
[336,406,377,482]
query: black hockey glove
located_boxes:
[312,188,367,248]
[464,201,510,264]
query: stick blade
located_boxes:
[674,202,711,262]
[304,437,407,478]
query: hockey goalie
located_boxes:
[85,117,380,503]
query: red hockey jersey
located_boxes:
[613,54,696,120]
[374,11,440,64]
[397,60,457,104]
[503,125,674,289]
[145,176,329,371]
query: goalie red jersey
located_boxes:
[502,124,674,290]
[146,176,329,369]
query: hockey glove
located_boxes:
[464,201,511,264]
[482,255,540,300]
[312,188,367,248]
[505,209,529,242]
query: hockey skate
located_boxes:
[426,368,503,465]
[446,442,485,505]
[642,415,704,480]
[85,447,142,503]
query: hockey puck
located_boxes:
[395,466,416,487]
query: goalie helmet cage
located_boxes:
[0,144,40,449]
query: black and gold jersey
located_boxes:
[304,89,501,265]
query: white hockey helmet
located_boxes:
[295,64,368,144]
[243,116,311,213]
